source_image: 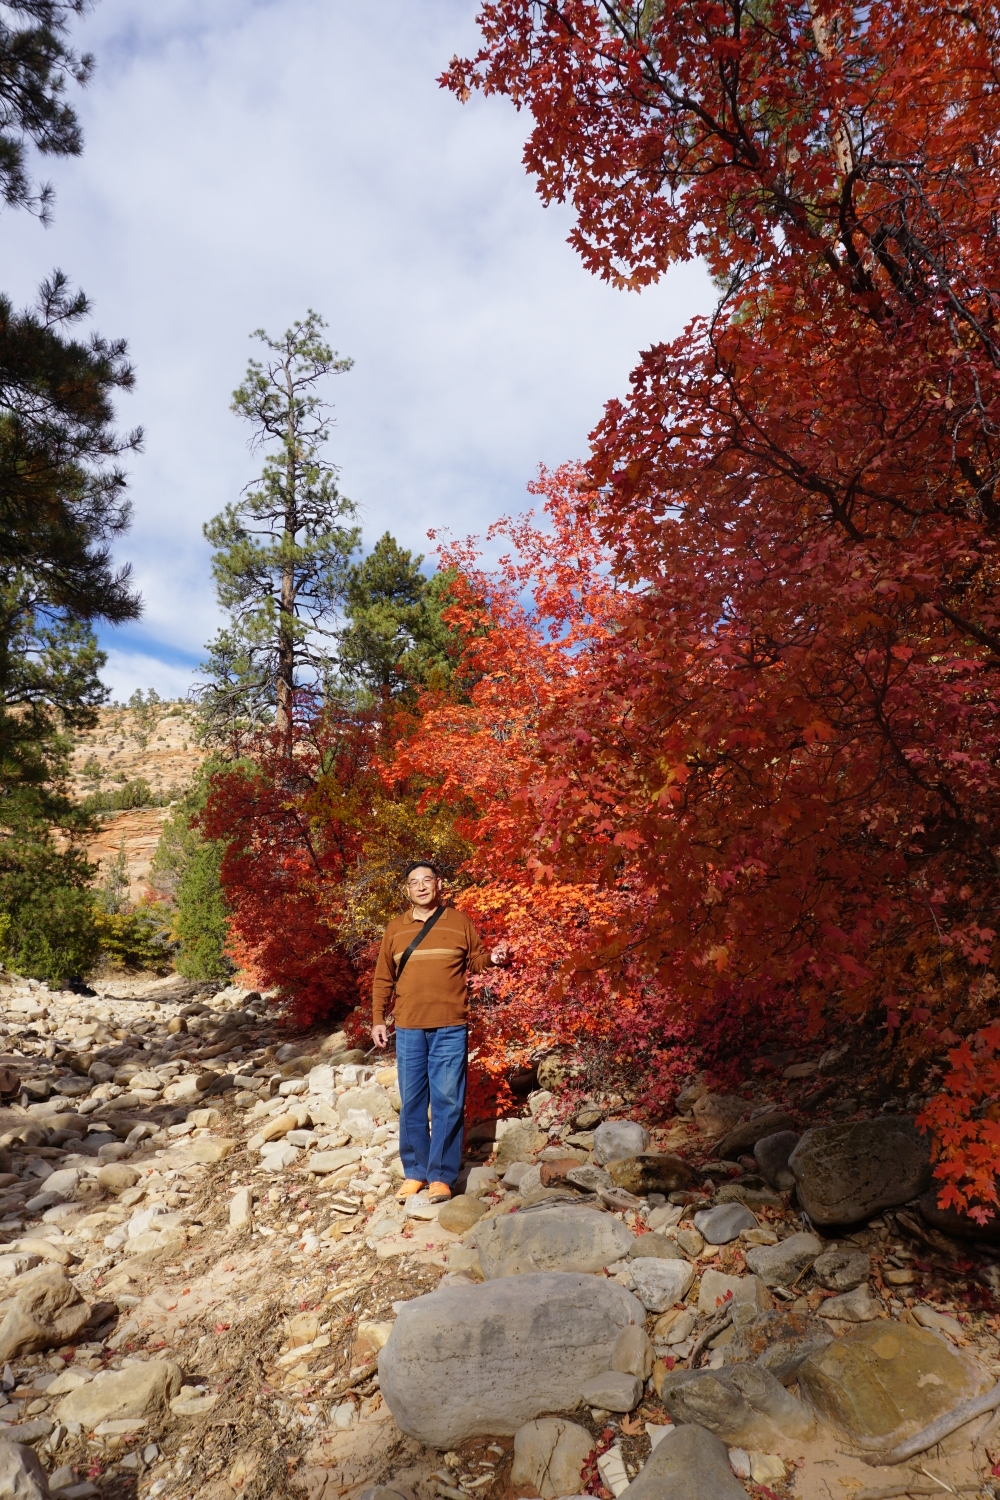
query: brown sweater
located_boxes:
[372,906,492,1029]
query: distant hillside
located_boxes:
[68,699,208,903]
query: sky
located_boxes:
[4,0,713,702]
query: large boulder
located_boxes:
[917,1189,1000,1244]
[378,1273,645,1447]
[657,1364,815,1454]
[477,1205,633,1278]
[55,1359,183,1429]
[0,1270,91,1362]
[797,1321,991,1451]
[788,1118,932,1227]
[511,1418,593,1499]
[618,1423,745,1500]
[593,1121,649,1166]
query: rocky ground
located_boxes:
[0,978,997,1500]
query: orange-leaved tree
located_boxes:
[446,0,1000,1213]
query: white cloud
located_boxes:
[1,0,713,699]
[101,649,199,705]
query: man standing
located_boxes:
[371,861,507,1204]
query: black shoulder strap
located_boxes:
[394,905,447,986]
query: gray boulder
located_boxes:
[658,1364,815,1453]
[744,1232,822,1288]
[693,1203,757,1245]
[378,1272,644,1446]
[0,1441,50,1500]
[593,1120,649,1165]
[618,1423,745,1500]
[578,1371,642,1412]
[753,1130,800,1192]
[812,1249,871,1292]
[477,1205,633,1278]
[511,1418,593,1499]
[788,1117,932,1227]
[717,1111,796,1163]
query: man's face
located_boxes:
[406,866,441,907]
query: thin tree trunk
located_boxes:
[276,356,297,752]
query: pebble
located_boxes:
[694,1203,757,1245]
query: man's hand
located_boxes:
[371,1024,388,1048]
[491,941,510,967]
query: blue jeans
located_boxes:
[396,1025,467,1187]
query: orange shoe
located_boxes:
[427,1182,452,1203]
[395,1179,427,1202]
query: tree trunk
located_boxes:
[276,357,298,751]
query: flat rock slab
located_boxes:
[698,1270,771,1317]
[788,1117,932,1227]
[477,1205,633,1278]
[745,1232,822,1288]
[378,1272,644,1447]
[579,1370,643,1412]
[694,1203,757,1245]
[618,1423,746,1500]
[797,1321,991,1451]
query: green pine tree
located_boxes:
[198,312,359,749]
[151,761,232,981]
[336,534,459,701]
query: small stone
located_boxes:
[310,1148,362,1175]
[728,1447,751,1479]
[612,1324,654,1379]
[817,1285,880,1321]
[517,1165,544,1198]
[662,1309,697,1346]
[167,1016,187,1034]
[692,1094,744,1138]
[96,1164,141,1194]
[628,1257,695,1312]
[627,1232,685,1261]
[261,1143,299,1172]
[511,1418,593,1499]
[749,1453,785,1483]
[565,1164,612,1194]
[698,1269,771,1317]
[495,1122,547,1169]
[187,1108,221,1128]
[41,1170,80,1200]
[170,1390,220,1416]
[182,1138,235,1165]
[694,1203,757,1245]
[577,1370,642,1412]
[229,1187,253,1231]
[744,1232,822,1288]
[676,1227,705,1257]
[437,1196,487,1233]
[502,1161,532,1189]
[464,1166,498,1196]
[593,1120,650,1166]
[813,1249,871,1292]
[0,1439,50,1498]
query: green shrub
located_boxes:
[0,843,100,983]
[94,905,173,972]
[151,759,232,981]
[81,777,158,814]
